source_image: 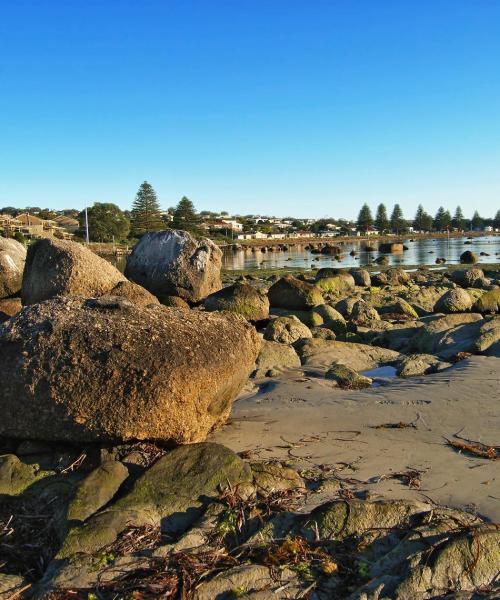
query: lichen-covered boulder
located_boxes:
[351,300,380,323]
[310,304,347,334]
[384,267,410,285]
[325,363,372,389]
[21,238,126,305]
[264,315,311,344]
[314,272,355,294]
[204,282,269,320]
[125,230,222,303]
[450,267,485,287]
[474,288,500,313]
[59,443,254,558]
[434,288,473,313]
[268,275,323,310]
[0,297,260,443]
[0,237,26,298]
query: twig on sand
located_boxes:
[453,427,500,450]
[444,438,498,460]
[371,421,417,430]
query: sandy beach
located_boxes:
[212,355,500,522]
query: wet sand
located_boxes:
[211,356,500,522]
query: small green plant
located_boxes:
[91,550,116,571]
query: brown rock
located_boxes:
[0,297,260,443]
[21,238,126,305]
[0,297,22,322]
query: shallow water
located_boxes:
[222,235,499,271]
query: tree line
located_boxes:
[357,203,500,233]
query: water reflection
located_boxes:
[222,236,499,270]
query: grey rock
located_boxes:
[125,229,222,303]
[0,237,26,299]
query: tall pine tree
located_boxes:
[471,210,483,230]
[390,204,405,233]
[130,181,164,236]
[433,206,451,231]
[356,203,373,231]
[414,204,426,231]
[452,206,465,230]
[172,196,200,231]
[493,210,500,230]
[374,203,389,232]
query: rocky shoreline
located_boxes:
[0,231,499,599]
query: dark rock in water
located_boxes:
[0,297,21,322]
[349,250,356,256]
[21,238,126,306]
[379,242,404,253]
[460,250,478,264]
[480,251,490,256]
[268,275,323,310]
[125,230,222,303]
[0,238,26,299]
[464,240,473,244]
[375,255,389,265]
[204,282,269,320]
[363,245,376,252]
[0,297,260,443]
[320,244,342,255]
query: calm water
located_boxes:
[222,236,500,271]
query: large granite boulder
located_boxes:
[0,296,260,443]
[125,230,222,303]
[268,275,323,310]
[434,288,473,313]
[204,282,269,320]
[21,238,126,305]
[314,272,355,294]
[0,237,26,298]
[264,315,312,344]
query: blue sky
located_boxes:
[1,0,499,219]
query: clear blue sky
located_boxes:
[1,0,499,219]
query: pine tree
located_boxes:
[130,181,164,236]
[356,203,373,231]
[374,203,389,232]
[172,196,200,231]
[493,210,500,230]
[414,204,426,231]
[421,212,433,232]
[471,210,483,230]
[390,204,405,233]
[452,206,465,230]
[433,206,447,231]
